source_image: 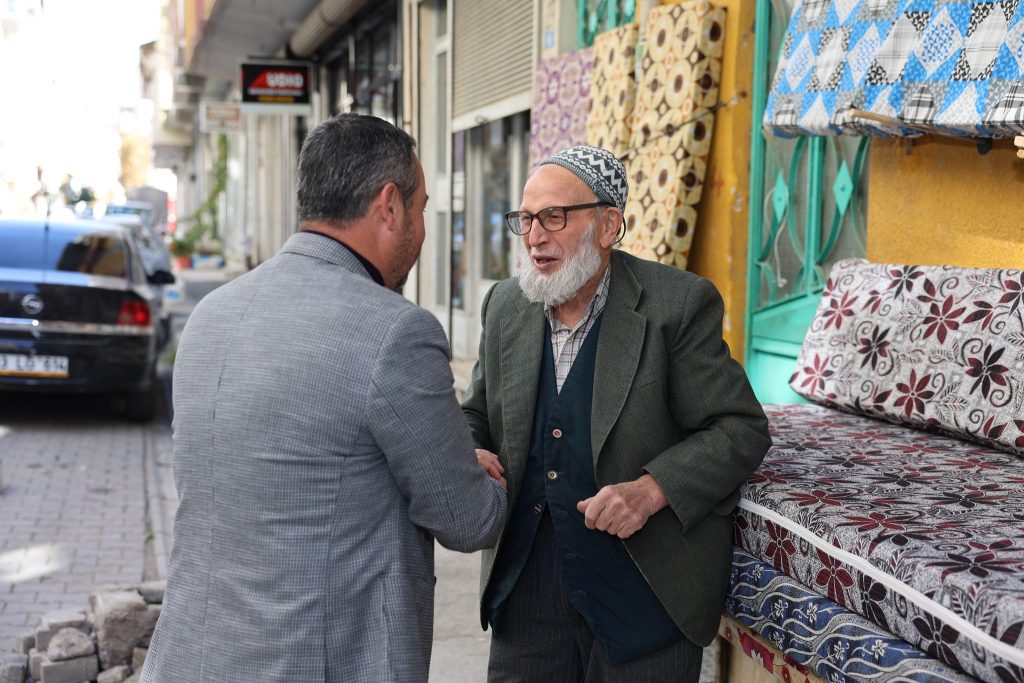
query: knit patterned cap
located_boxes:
[536,145,628,212]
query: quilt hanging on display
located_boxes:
[764,0,1024,138]
[528,49,594,168]
[620,1,725,270]
[585,22,640,159]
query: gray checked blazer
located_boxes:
[141,232,507,683]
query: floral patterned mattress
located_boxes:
[733,403,1024,683]
[726,548,978,682]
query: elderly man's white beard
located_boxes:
[519,222,602,308]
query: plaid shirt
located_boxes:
[546,267,611,393]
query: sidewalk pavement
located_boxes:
[0,396,150,653]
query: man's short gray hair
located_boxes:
[296,113,418,225]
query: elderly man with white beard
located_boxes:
[462,145,771,682]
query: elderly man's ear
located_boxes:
[598,208,623,249]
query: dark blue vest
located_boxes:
[484,316,682,664]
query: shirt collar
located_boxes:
[301,229,385,286]
[545,265,611,334]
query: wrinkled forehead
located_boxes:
[521,164,597,209]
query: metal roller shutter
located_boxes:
[452,0,534,120]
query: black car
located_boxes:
[0,217,175,420]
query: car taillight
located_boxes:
[117,300,150,326]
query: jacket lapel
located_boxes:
[591,252,645,467]
[499,293,546,477]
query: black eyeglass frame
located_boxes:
[504,201,613,235]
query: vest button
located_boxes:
[546,470,559,480]
[552,428,563,438]
[533,502,543,514]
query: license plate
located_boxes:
[0,353,70,378]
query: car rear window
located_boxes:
[0,225,126,276]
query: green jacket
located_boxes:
[462,249,771,646]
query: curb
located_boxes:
[143,372,176,581]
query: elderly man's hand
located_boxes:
[576,474,667,539]
[476,449,507,491]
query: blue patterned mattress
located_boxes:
[732,403,1024,683]
[728,547,978,682]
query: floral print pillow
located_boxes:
[789,259,1024,456]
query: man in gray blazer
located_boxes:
[142,114,507,683]
[463,146,770,682]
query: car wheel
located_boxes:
[125,376,159,422]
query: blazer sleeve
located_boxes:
[367,304,506,552]
[642,277,772,533]
[461,283,497,452]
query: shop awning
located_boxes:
[763,0,1024,138]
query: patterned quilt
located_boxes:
[727,548,978,682]
[737,403,1024,683]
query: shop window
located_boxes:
[477,119,512,281]
[469,112,528,283]
[323,6,400,123]
[452,130,466,310]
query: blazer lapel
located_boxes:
[591,252,646,467]
[499,294,546,477]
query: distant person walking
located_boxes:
[29,166,48,216]
[142,114,507,683]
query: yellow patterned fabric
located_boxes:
[620,2,725,269]
[584,22,639,159]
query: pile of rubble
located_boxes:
[1,581,164,683]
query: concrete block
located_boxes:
[97,664,131,683]
[45,628,95,662]
[13,631,34,655]
[0,654,28,683]
[33,626,56,653]
[27,649,43,682]
[90,590,149,669]
[138,605,160,647]
[39,654,98,683]
[41,610,87,632]
[138,581,165,604]
[131,646,147,672]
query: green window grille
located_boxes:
[744,0,869,403]
[578,0,637,48]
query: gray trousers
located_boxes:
[488,513,703,683]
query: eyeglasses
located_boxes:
[504,202,612,235]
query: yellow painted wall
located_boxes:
[662,0,756,361]
[867,136,1024,267]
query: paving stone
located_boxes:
[42,610,86,631]
[13,631,33,654]
[45,628,94,662]
[0,653,28,683]
[89,591,149,669]
[137,581,164,605]
[39,653,98,683]
[27,650,42,682]
[131,646,147,672]
[32,626,56,653]
[97,664,131,683]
